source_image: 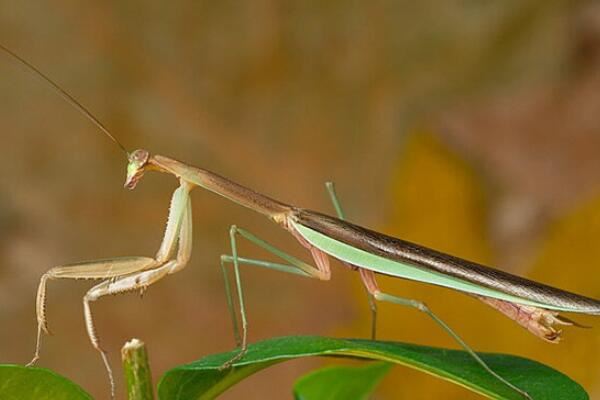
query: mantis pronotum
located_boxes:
[2,44,599,400]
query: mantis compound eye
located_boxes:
[130,149,149,163]
[125,149,150,189]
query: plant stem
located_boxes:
[121,338,154,400]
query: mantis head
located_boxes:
[125,149,150,189]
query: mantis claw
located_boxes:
[25,355,39,367]
[219,348,247,370]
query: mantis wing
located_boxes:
[291,210,600,314]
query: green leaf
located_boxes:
[293,362,392,400]
[0,365,92,400]
[158,336,588,400]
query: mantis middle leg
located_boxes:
[219,224,331,367]
[217,181,374,366]
[218,180,378,367]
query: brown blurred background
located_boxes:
[1,1,600,399]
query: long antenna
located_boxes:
[0,43,128,155]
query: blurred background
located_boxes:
[1,1,600,399]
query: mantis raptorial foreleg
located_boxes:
[28,180,193,399]
[29,257,156,360]
[358,268,532,400]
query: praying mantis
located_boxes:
[2,44,600,400]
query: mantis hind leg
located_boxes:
[358,268,531,400]
[325,182,378,340]
[219,224,330,368]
